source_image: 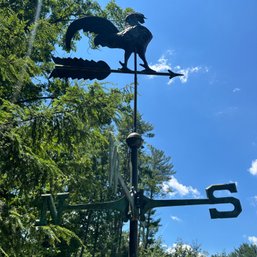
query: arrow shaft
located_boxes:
[110,69,170,77]
[65,196,128,212]
[55,64,104,72]
[54,64,174,77]
[145,198,210,210]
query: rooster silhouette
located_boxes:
[65,13,153,71]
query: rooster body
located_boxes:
[65,13,153,70]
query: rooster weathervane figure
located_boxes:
[65,12,153,72]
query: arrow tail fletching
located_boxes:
[50,57,111,80]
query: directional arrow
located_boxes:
[50,57,183,81]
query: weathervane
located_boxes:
[50,12,182,81]
[38,13,242,257]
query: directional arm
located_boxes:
[36,193,129,225]
[36,183,242,225]
[138,183,242,220]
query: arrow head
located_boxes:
[168,69,183,79]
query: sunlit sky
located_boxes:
[55,0,257,255]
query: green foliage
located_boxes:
[229,243,257,257]
[139,146,174,249]
[211,243,257,257]
[0,0,176,256]
[212,253,228,257]
[138,238,171,257]
[166,241,207,257]
[104,0,134,30]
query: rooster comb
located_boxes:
[125,12,146,22]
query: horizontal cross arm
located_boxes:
[139,193,210,217]
[36,193,129,225]
[66,196,128,214]
[138,183,242,219]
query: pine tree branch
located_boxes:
[15,96,56,104]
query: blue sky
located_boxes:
[56,0,257,255]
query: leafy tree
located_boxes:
[166,241,207,257]
[0,0,176,256]
[139,239,170,257]
[0,0,133,255]
[211,243,257,257]
[229,243,257,257]
[139,146,174,249]
[211,253,228,257]
[212,253,228,257]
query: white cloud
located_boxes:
[249,159,257,175]
[248,236,257,245]
[215,106,238,116]
[148,51,208,84]
[233,87,241,93]
[166,243,205,256]
[171,215,182,222]
[149,54,172,75]
[174,65,209,84]
[166,243,191,254]
[162,176,200,198]
[251,196,257,207]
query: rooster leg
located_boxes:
[138,52,155,72]
[119,51,132,71]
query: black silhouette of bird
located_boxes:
[65,13,153,71]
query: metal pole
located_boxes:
[127,52,141,257]
[129,145,138,257]
[133,52,138,132]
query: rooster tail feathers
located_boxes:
[65,16,119,51]
[65,24,74,50]
[65,18,86,50]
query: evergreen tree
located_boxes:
[211,243,257,257]
[229,243,257,257]
[0,1,132,255]
[139,146,174,249]
[0,0,175,255]
[166,241,207,257]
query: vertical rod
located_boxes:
[133,52,138,132]
[129,52,139,257]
